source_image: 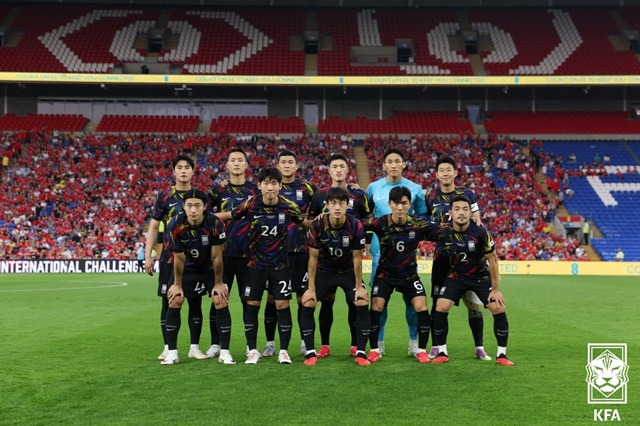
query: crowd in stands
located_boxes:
[0,129,585,261]
[365,133,586,262]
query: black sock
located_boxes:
[355,305,370,353]
[264,301,278,342]
[429,297,438,344]
[318,300,334,346]
[417,310,430,350]
[468,309,484,347]
[346,294,357,346]
[432,311,449,348]
[165,307,181,350]
[216,307,232,350]
[297,302,304,340]
[277,307,292,351]
[187,296,202,345]
[300,306,316,353]
[244,304,260,350]
[160,297,169,345]
[493,312,509,348]
[369,310,381,350]
[209,303,219,345]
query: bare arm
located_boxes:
[302,247,319,305]
[353,249,368,305]
[215,211,233,221]
[144,219,161,275]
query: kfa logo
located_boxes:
[278,213,286,224]
[296,190,303,200]
[586,344,628,405]
[342,236,350,247]
[201,235,209,245]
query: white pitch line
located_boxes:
[0,282,128,293]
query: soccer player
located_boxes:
[309,153,373,358]
[216,167,311,364]
[431,195,514,366]
[300,187,370,366]
[366,148,427,357]
[364,186,433,364]
[426,156,489,360]
[206,147,258,358]
[145,154,208,361]
[161,189,231,365]
[262,150,317,358]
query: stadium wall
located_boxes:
[2,260,640,275]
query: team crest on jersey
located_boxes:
[409,231,415,239]
[201,235,209,245]
[342,236,350,247]
[468,240,475,251]
[279,213,286,224]
[296,190,303,200]
[348,199,354,208]
[219,232,226,240]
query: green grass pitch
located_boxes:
[1,273,638,425]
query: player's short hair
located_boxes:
[436,156,457,170]
[383,148,404,162]
[257,167,282,183]
[450,195,471,209]
[278,149,297,162]
[183,188,208,205]
[389,186,411,203]
[326,186,350,203]
[328,153,348,166]
[172,154,194,169]
[227,147,248,161]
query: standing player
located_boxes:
[364,186,434,364]
[216,168,311,364]
[145,154,208,361]
[430,196,514,366]
[161,189,231,365]
[206,148,258,358]
[300,187,370,366]
[366,148,427,357]
[309,153,373,358]
[426,156,489,360]
[262,150,317,358]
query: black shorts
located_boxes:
[157,262,174,297]
[315,269,357,303]
[223,256,249,297]
[439,278,492,307]
[243,267,291,302]
[371,274,426,303]
[288,252,309,294]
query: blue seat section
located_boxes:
[540,140,640,261]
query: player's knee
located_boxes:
[302,299,316,308]
[213,295,228,309]
[168,300,183,309]
[412,297,428,312]
[435,298,453,313]
[488,303,505,315]
[371,297,385,312]
[275,300,289,310]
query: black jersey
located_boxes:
[307,213,366,274]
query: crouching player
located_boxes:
[300,187,371,366]
[162,189,233,365]
[364,186,434,364]
[431,196,514,366]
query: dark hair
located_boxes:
[278,150,297,162]
[227,147,248,161]
[172,154,194,169]
[329,153,348,166]
[450,195,471,209]
[389,186,411,203]
[383,148,404,162]
[436,156,456,170]
[183,188,208,205]
[326,186,350,203]
[257,167,282,183]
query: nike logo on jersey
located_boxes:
[222,197,231,201]
[254,215,264,218]
[445,242,455,246]
[169,202,179,207]
[433,203,445,207]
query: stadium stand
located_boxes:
[0,114,88,132]
[536,140,640,261]
[484,112,640,134]
[164,9,305,75]
[210,116,305,134]
[95,115,200,133]
[0,6,158,73]
[318,111,474,135]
